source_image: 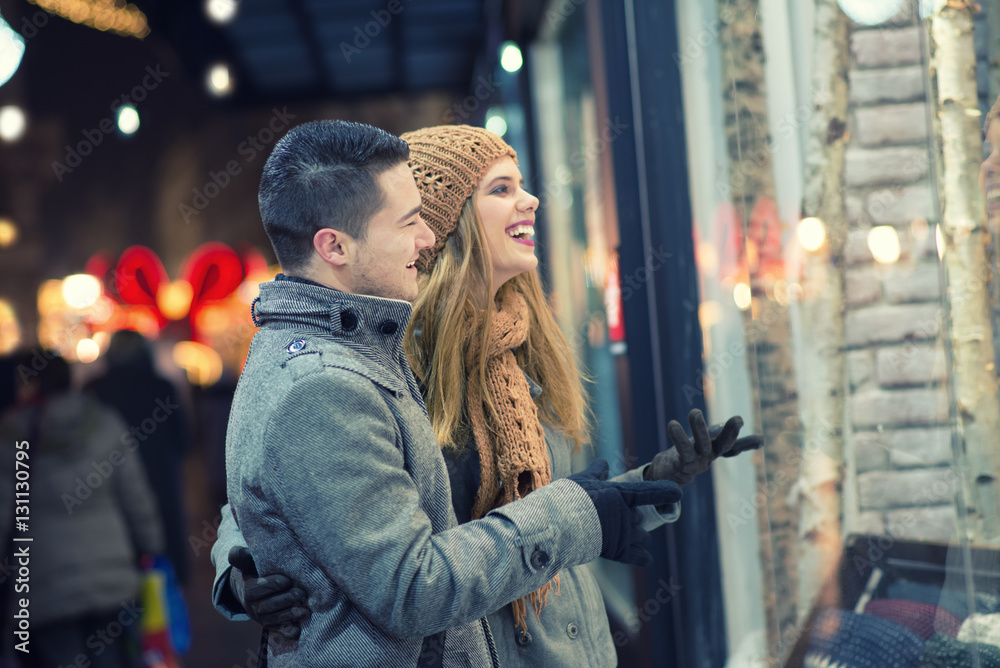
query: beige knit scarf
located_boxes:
[464,289,560,630]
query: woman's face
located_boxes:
[475,155,540,295]
[980,119,1000,219]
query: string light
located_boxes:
[26,0,150,38]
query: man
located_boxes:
[222,119,684,667]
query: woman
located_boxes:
[212,124,758,666]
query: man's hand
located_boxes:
[228,546,310,640]
[644,409,763,486]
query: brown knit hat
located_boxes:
[400,125,517,272]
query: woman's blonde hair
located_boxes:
[405,194,591,451]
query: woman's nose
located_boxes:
[520,189,539,212]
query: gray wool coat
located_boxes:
[222,276,606,667]
[0,393,165,627]
[216,275,679,668]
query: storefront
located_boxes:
[523,0,1000,665]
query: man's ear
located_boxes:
[313,228,354,267]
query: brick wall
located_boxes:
[842,20,958,542]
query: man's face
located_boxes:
[352,162,435,302]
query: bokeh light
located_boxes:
[205,0,239,24]
[117,105,140,135]
[867,225,901,264]
[76,338,100,363]
[836,0,906,25]
[206,62,233,97]
[0,218,17,247]
[157,280,194,320]
[797,217,826,252]
[0,105,26,142]
[173,340,223,386]
[485,109,507,137]
[733,282,752,310]
[500,42,523,73]
[62,274,102,309]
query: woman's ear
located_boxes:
[313,228,353,267]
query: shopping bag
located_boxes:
[138,555,190,668]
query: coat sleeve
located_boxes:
[109,410,166,556]
[256,370,603,639]
[210,502,250,620]
[613,465,681,531]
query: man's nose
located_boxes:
[416,217,436,249]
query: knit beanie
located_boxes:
[400,125,517,272]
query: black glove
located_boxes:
[228,546,310,640]
[644,409,763,486]
[567,458,682,567]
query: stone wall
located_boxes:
[842,20,958,542]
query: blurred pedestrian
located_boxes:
[86,330,192,584]
[0,351,164,668]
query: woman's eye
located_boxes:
[492,185,509,195]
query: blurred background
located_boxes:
[3,0,1000,666]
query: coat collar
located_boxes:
[251,274,412,355]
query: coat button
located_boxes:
[529,549,550,569]
[515,628,533,647]
[379,320,398,335]
[341,310,358,332]
[286,339,306,353]
[567,622,579,639]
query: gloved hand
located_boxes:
[228,546,310,640]
[567,458,682,567]
[644,409,763,486]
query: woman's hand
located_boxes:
[644,409,762,486]
[229,546,311,639]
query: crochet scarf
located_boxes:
[464,288,559,630]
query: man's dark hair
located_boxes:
[258,120,410,272]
